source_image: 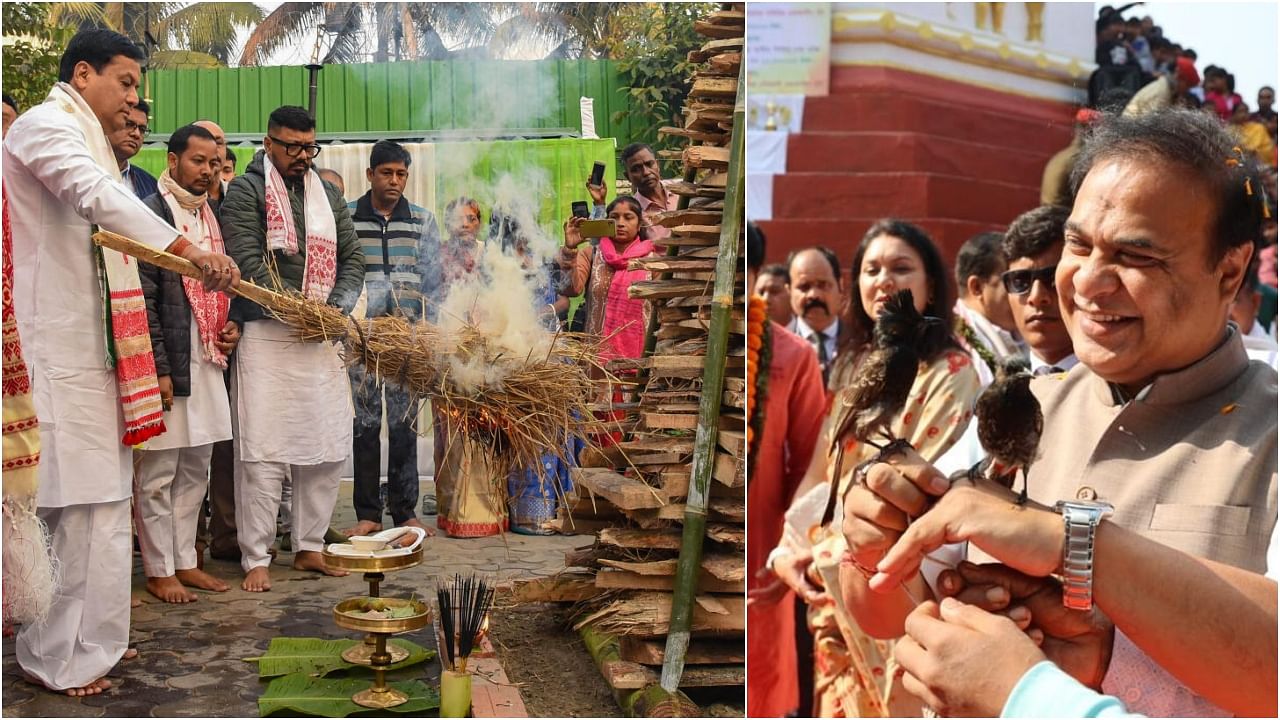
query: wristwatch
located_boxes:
[1054,499,1114,611]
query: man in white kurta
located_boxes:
[3,29,239,695]
[135,124,240,603]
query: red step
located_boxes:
[786,130,1049,188]
[772,172,1040,226]
[829,65,1078,125]
[802,93,1073,155]
[755,217,1008,270]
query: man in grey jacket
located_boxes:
[221,105,363,592]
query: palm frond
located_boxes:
[157,2,263,65]
[237,2,322,66]
[48,2,112,30]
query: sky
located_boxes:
[1098,1,1278,103]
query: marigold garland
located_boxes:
[747,295,770,476]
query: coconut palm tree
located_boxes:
[47,2,263,67]
[490,2,635,60]
[237,2,500,66]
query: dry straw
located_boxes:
[92,230,614,480]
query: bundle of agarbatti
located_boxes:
[436,574,496,718]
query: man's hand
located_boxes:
[180,243,240,293]
[215,321,240,355]
[586,181,606,207]
[841,445,951,574]
[869,480,1063,592]
[752,547,829,607]
[936,562,1115,689]
[895,598,1047,717]
[157,375,174,411]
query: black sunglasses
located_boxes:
[268,135,322,158]
[1001,264,1057,295]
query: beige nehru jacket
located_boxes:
[1028,328,1278,572]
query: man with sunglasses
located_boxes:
[1001,204,1077,375]
[107,98,157,199]
[221,105,364,593]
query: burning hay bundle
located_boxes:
[92,230,609,478]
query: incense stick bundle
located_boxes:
[437,574,495,673]
[92,230,613,478]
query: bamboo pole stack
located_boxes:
[512,5,746,713]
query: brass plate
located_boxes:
[352,686,409,709]
[342,639,410,665]
[323,545,424,573]
[334,597,432,635]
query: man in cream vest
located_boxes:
[846,109,1276,718]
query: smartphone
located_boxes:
[571,201,590,219]
[590,161,606,187]
[579,219,616,238]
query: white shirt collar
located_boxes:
[792,316,839,342]
[1029,351,1078,374]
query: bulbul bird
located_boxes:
[821,289,944,526]
[971,356,1042,505]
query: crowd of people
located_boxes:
[1091,4,1277,169]
[748,12,1278,715]
[0,27,678,696]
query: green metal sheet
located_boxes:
[148,60,642,147]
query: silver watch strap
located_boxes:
[1058,502,1109,611]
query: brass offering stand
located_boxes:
[324,529,429,709]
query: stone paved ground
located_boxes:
[2,479,584,718]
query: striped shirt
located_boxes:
[348,193,439,320]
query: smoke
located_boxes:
[423,60,567,395]
[434,169,560,392]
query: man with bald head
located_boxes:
[193,120,227,206]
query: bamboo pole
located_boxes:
[659,58,745,692]
[92,229,284,312]
[579,625,698,717]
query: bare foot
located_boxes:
[25,673,112,696]
[175,568,230,592]
[293,550,348,577]
[131,596,143,608]
[242,566,272,592]
[146,576,197,603]
[343,519,383,537]
[122,647,138,660]
[398,517,436,538]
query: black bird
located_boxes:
[971,357,1042,504]
[821,289,943,526]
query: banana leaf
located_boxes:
[246,637,435,678]
[259,673,440,717]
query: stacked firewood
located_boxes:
[511,4,746,705]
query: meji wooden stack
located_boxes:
[512,5,746,708]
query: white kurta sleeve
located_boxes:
[4,114,180,251]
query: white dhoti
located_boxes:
[231,319,351,571]
[15,499,132,690]
[235,459,344,570]
[134,444,215,577]
[133,315,232,577]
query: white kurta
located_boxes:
[147,315,233,451]
[233,318,352,464]
[3,94,180,507]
